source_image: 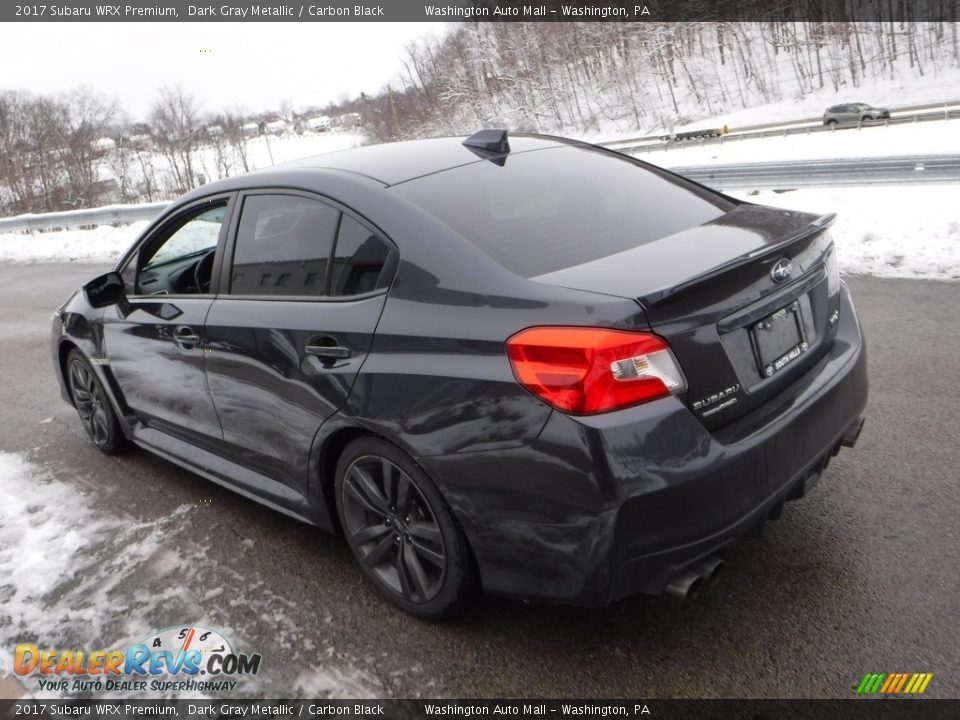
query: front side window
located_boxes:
[230,195,339,297]
[135,203,226,295]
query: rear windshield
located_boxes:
[392,145,733,278]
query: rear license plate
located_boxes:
[751,301,807,378]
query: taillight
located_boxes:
[505,327,686,415]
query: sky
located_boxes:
[1,22,446,119]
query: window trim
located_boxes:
[219,187,398,303]
[117,192,237,301]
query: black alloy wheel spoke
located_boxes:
[364,532,398,568]
[70,365,93,407]
[394,473,412,517]
[396,543,415,600]
[407,520,441,544]
[351,522,392,545]
[401,541,431,599]
[381,458,396,506]
[409,536,445,568]
[347,467,390,514]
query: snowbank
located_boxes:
[729,186,960,280]
[0,221,147,264]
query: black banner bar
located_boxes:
[3,0,959,23]
[3,700,959,720]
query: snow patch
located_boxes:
[0,452,377,698]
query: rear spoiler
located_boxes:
[640,213,837,307]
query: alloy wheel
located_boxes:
[68,359,110,447]
[341,455,447,603]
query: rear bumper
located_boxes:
[419,283,867,605]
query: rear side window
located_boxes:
[231,195,339,296]
[392,145,733,278]
[331,215,392,296]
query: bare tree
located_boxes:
[150,85,203,194]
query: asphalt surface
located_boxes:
[1,262,958,699]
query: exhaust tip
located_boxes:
[691,557,725,586]
[665,570,704,601]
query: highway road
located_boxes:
[0,263,958,699]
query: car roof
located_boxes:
[280,134,569,186]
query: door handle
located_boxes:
[174,326,201,347]
[304,341,351,360]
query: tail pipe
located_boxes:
[690,556,725,586]
[664,570,704,601]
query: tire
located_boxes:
[334,436,476,619]
[826,119,838,126]
[66,349,127,455]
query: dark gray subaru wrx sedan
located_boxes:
[51,130,867,618]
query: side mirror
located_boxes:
[83,271,126,308]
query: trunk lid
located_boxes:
[532,203,842,429]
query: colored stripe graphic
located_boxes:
[857,672,933,694]
[857,673,886,694]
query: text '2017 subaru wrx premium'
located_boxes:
[52,131,867,618]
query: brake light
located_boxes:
[505,327,686,415]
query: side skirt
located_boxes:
[132,426,324,529]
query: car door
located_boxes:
[203,190,395,497]
[102,194,235,448]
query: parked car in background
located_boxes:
[823,103,891,125]
[52,131,867,619]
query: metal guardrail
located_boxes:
[668,154,960,190]
[0,202,168,234]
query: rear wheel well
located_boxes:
[319,427,376,533]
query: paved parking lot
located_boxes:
[1,262,957,698]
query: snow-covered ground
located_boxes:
[0,451,377,699]
[1,185,957,279]
[727,186,960,280]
